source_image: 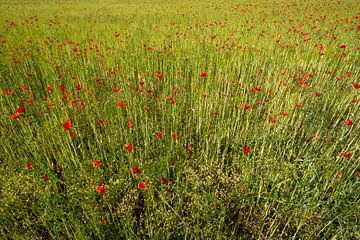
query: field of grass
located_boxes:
[0,0,359,239]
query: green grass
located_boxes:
[0,0,359,239]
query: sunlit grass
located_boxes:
[0,0,359,239]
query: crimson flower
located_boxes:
[155,131,163,138]
[131,166,142,174]
[353,84,360,90]
[12,113,21,119]
[26,162,33,170]
[243,145,252,155]
[342,152,351,158]
[117,101,125,108]
[93,160,102,168]
[70,132,76,138]
[138,182,148,189]
[171,133,178,139]
[96,185,106,195]
[270,116,276,123]
[243,104,250,110]
[201,71,207,77]
[63,119,72,130]
[125,144,133,152]
[344,119,352,125]
[17,106,25,113]
[101,219,107,225]
[161,177,169,186]
[128,121,133,129]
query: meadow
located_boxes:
[0,0,359,239]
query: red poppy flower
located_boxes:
[200,71,207,78]
[355,172,360,178]
[138,182,148,189]
[243,145,252,155]
[59,85,65,91]
[22,85,28,90]
[47,86,53,91]
[294,102,300,107]
[128,121,133,129]
[63,119,72,130]
[70,132,76,138]
[161,177,169,186]
[113,88,120,92]
[110,71,116,76]
[125,144,133,152]
[353,84,360,90]
[17,106,25,113]
[12,113,21,119]
[93,160,102,168]
[315,92,322,97]
[281,112,288,116]
[243,104,250,110]
[339,44,346,49]
[171,133,178,139]
[117,101,125,108]
[96,185,106,195]
[26,162,33,170]
[342,152,351,158]
[270,116,276,123]
[155,131,163,138]
[101,219,107,225]
[344,119,352,125]
[99,118,105,124]
[157,73,163,79]
[131,166,142,174]
[75,85,82,90]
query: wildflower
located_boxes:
[131,166,142,174]
[93,160,102,168]
[242,145,252,155]
[26,162,33,170]
[96,185,106,195]
[243,104,251,110]
[63,119,72,130]
[12,113,21,119]
[161,177,169,186]
[17,106,25,113]
[342,152,351,158]
[200,71,207,78]
[125,144,133,152]
[155,131,163,138]
[344,119,352,125]
[138,182,148,189]
[117,101,125,108]
[171,133,178,139]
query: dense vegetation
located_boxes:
[0,0,359,239]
